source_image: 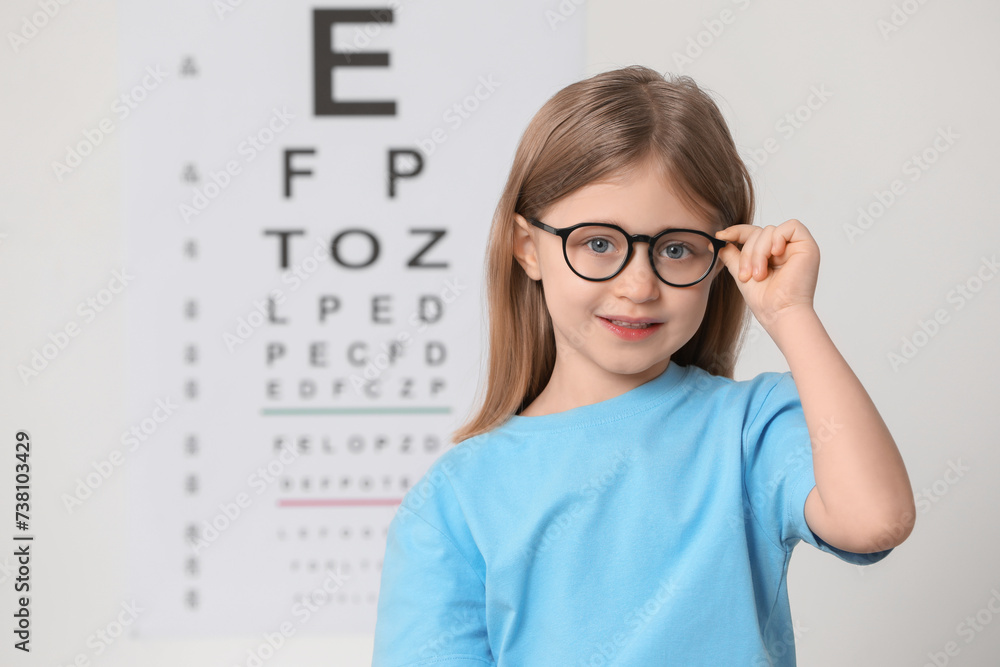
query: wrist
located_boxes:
[760,305,822,349]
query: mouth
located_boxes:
[597,316,663,340]
[598,316,662,329]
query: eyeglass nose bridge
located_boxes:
[614,235,657,280]
[611,230,721,288]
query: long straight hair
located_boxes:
[451,66,754,444]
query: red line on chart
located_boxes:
[277,498,404,507]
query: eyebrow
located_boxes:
[579,217,717,233]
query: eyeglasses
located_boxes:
[526,217,729,287]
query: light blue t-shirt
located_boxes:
[371,360,893,666]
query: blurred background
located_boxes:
[1,0,998,665]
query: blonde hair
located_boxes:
[451,65,754,443]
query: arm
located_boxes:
[767,306,915,554]
[716,220,916,554]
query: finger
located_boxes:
[714,224,758,246]
[737,228,762,282]
[751,226,776,280]
[716,238,740,277]
[771,229,787,257]
[778,218,814,247]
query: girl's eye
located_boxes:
[660,243,691,260]
[585,237,615,254]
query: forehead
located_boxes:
[549,172,719,233]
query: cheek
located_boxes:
[673,288,713,323]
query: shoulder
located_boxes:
[680,363,791,404]
[397,429,503,519]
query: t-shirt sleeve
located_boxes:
[742,371,894,565]
[371,461,494,667]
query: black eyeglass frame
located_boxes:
[526,217,730,288]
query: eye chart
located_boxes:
[120,1,583,637]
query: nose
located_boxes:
[614,244,660,302]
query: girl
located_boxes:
[371,65,915,666]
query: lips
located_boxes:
[599,316,662,327]
[597,316,663,341]
[607,319,652,329]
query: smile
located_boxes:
[597,316,663,341]
[608,320,651,329]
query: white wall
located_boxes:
[2,1,998,665]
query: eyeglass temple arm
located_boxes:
[527,217,559,235]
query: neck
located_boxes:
[519,352,670,417]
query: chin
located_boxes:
[599,357,669,378]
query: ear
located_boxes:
[512,213,542,281]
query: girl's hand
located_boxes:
[714,220,820,333]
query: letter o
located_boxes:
[330,229,380,268]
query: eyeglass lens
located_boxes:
[565,227,716,284]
